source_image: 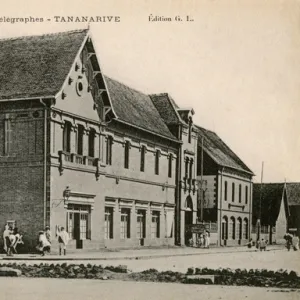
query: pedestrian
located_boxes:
[36,231,51,256]
[199,234,204,248]
[259,238,266,251]
[284,233,293,251]
[45,226,51,250]
[204,230,210,248]
[56,226,69,255]
[3,225,11,254]
[292,235,299,251]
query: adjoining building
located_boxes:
[252,182,300,244]
[195,126,254,246]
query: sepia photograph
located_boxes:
[0,0,299,299]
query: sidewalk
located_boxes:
[0,244,284,261]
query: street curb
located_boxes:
[0,248,283,262]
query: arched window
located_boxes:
[236,217,242,240]
[63,121,72,153]
[230,217,236,240]
[224,181,228,201]
[243,218,249,239]
[232,183,235,202]
[222,216,228,240]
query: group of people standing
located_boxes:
[2,225,69,256]
[37,226,70,256]
[189,230,210,248]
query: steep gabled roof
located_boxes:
[149,93,182,125]
[252,183,287,226]
[0,29,88,100]
[285,183,300,206]
[195,125,254,175]
[104,77,177,140]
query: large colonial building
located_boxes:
[0,29,253,251]
[0,29,199,251]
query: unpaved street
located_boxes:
[1,277,299,300]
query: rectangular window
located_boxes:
[140,146,145,172]
[151,211,160,238]
[63,121,72,153]
[168,154,173,178]
[120,208,130,239]
[77,125,84,155]
[4,115,12,155]
[88,129,96,157]
[124,141,130,169]
[105,207,114,239]
[224,181,228,201]
[136,210,146,238]
[239,184,242,203]
[232,182,235,202]
[189,158,193,184]
[245,186,248,204]
[185,158,189,179]
[106,136,113,165]
[155,150,160,175]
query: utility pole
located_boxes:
[257,161,264,242]
[200,136,204,222]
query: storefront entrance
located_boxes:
[67,204,91,249]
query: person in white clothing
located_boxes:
[56,226,69,255]
[37,231,51,256]
[3,225,11,254]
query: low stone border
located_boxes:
[0,263,299,288]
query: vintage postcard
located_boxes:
[0,0,299,299]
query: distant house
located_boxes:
[195,126,254,246]
[252,183,289,244]
[285,183,300,237]
[252,182,300,244]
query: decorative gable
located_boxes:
[56,32,116,123]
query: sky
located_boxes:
[1,0,300,183]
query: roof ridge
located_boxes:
[0,28,88,42]
[194,124,215,134]
[104,75,150,98]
